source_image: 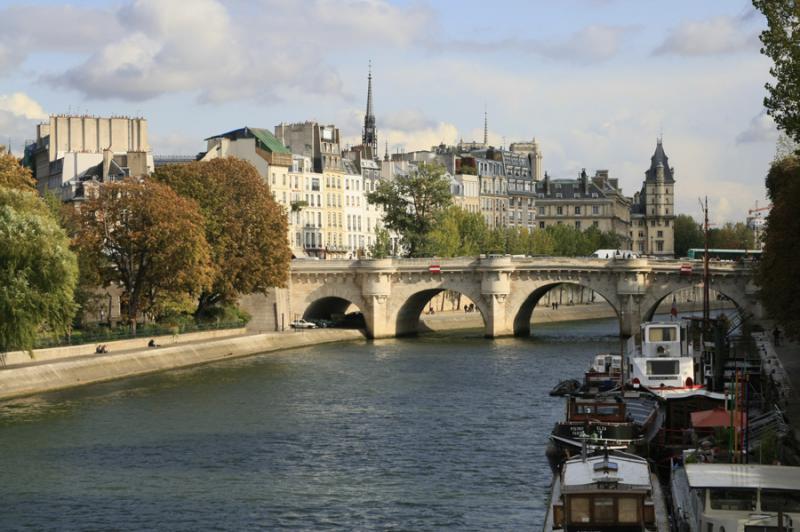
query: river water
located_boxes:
[0,318,623,530]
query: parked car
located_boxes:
[290,319,317,329]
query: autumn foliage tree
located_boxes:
[153,158,291,317]
[73,179,213,333]
[0,146,36,190]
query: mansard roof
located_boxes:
[206,127,290,154]
[645,139,675,183]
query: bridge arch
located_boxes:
[295,280,371,333]
[392,286,488,337]
[510,281,620,337]
[642,284,746,323]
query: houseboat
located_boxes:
[626,321,704,398]
[543,450,669,531]
[670,462,800,532]
[547,393,662,471]
[585,353,623,391]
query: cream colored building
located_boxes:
[27,114,153,200]
[451,173,480,214]
[534,170,632,247]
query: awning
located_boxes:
[690,407,745,429]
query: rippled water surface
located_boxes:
[0,318,622,530]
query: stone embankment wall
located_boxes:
[0,329,364,402]
[1,328,248,367]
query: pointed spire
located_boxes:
[362,60,378,160]
[483,105,488,147]
[384,140,389,162]
[366,60,374,118]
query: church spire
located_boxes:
[362,60,377,159]
[483,106,488,147]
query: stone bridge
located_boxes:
[244,256,759,339]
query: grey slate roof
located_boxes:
[645,140,675,183]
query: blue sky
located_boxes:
[0,0,777,223]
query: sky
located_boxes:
[0,0,779,223]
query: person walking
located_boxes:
[773,326,781,347]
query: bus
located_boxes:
[686,248,762,261]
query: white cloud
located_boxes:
[654,16,759,57]
[0,4,121,75]
[736,111,778,144]
[0,92,48,155]
[40,0,435,103]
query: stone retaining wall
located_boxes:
[2,328,248,368]
[0,329,364,401]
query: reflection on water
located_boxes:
[1,317,622,530]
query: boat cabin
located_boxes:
[547,451,666,531]
[567,397,628,424]
[671,463,800,532]
[628,321,698,393]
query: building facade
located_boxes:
[26,114,153,200]
[630,140,676,256]
[534,170,632,246]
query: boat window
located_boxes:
[647,360,679,375]
[618,496,639,523]
[648,326,677,342]
[569,497,590,523]
[594,497,615,523]
[709,488,756,511]
[761,489,800,512]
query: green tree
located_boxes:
[708,222,755,250]
[757,156,800,338]
[0,146,36,190]
[674,214,704,257]
[753,0,800,144]
[0,188,77,353]
[547,224,593,256]
[154,158,291,317]
[367,162,452,257]
[73,178,213,334]
[530,228,556,255]
[369,227,392,258]
[428,206,488,257]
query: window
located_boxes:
[575,206,581,215]
[592,205,599,215]
[665,219,670,227]
[575,221,581,229]
[657,230,663,238]
[311,178,320,191]
[569,497,590,524]
[593,221,598,227]
[539,206,545,215]
[594,497,615,523]
[657,240,663,252]
[762,489,800,512]
[539,221,545,229]
[557,206,563,215]
[709,489,756,511]
[648,326,677,342]
[618,497,638,523]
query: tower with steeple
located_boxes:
[630,138,676,256]
[362,61,377,160]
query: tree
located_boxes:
[674,214,704,257]
[367,162,452,257]
[753,1,800,144]
[757,155,800,339]
[369,227,392,258]
[0,146,35,190]
[154,158,291,317]
[73,178,213,334]
[0,188,77,353]
[428,206,488,257]
[708,222,755,250]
